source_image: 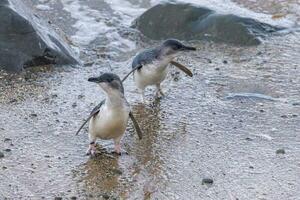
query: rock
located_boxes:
[111,168,123,175]
[292,102,300,106]
[276,149,285,154]
[0,151,4,158]
[202,178,213,185]
[54,197,62,200]
[70,196,77,200]
[133,3,283,45]
[30,113,38,118]
[4,149,11,152]
[102,194,110,199]
[0,0,79,71]
[223,60,228,64]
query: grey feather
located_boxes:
[75,100,105,135]
[132,48,160,69]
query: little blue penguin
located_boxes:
[131,39,196,102]
[76,73,142,156]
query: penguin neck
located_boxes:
[104,90,126,107]
[157,47,176,63]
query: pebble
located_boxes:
[202,178,213,185]
[9,99,17,103]
[276,149,285,154]
[111,168,122,175]
[223,60,228,64]
[54,197,62,200]
[0,151,4,158]
[215,67,220,71]
[78,94,84,99]
[4,138,11,142]
[4,149,11,152]
[70,196,77,200]
[84,61,94,67]
[292,102,300,106]
[30,113,38,118]
[102,194,110,199]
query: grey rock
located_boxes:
[0,151,4,158]
[133,3,283,45]
[276,149,285,154]
[102,194,110,199]
[202,178,213,185]
[0,0,79,71]
[292,102,300,106]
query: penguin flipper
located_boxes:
[129,112,143,140]
[121,65,142,82]
[75,100,105,135]
[170,61,193,77]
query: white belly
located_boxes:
[89,104,130,140]
[134,59,171,90]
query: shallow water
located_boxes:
[0,0,300,199]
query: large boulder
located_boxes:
[133,3,283,45]
[0,0,79,71]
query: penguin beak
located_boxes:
[88,77,103,83]
[181,45,196,51]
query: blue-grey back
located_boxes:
[132,48,160,69]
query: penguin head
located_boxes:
[160,39,196,56]
[88,73,124,94]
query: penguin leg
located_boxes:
[86,137,97,156]
[112,137,126,155]
[139,88,148,103]
[155,83,164,97]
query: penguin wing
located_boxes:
[132,48,159,69]
[122,49,159,82]
[121,65,142,82]
[170,61,193,77]
[129,112,143,140]
[75,100,105,135]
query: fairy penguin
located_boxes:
[85,73,142,155]
[132,39,196,102]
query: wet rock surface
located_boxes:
[0,0,78,71]
[133,3,283,45]
[0,0,299,199]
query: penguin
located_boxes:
[131,39,196,102]
[76,73,142,155]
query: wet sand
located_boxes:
[0,0,299,199]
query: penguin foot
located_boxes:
[112,144,128,156]
[156,89,165,97]
[86,143,97,156]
